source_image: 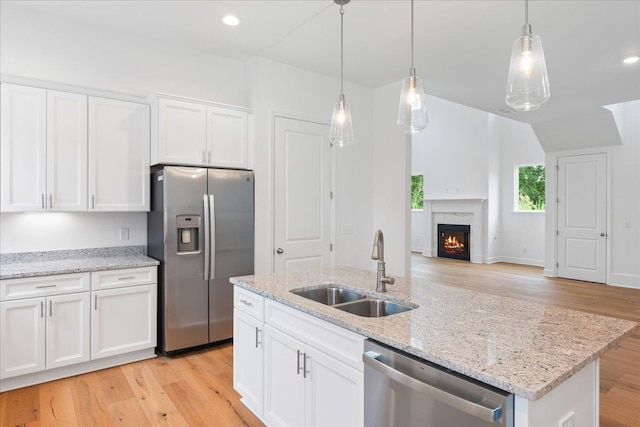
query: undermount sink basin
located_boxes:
[291,285,367,305]
[335,299,414,317]
[291,285,417,317]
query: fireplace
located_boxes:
[437,224,470,261]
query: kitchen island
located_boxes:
[231,267,638,427]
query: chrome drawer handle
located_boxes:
[35,285,57,289]
[118,276,136,280]
[240,299,253,307]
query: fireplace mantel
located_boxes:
[422,198,487,263]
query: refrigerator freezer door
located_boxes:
[163,166,210,352]
[208,169,254,342]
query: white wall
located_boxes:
[0,213,146,253]
[497,116,546,266]
[0,5,248,105]
[250,58,374,274]
[413,95,490,199]
[609,101,640,287]
[372,81,411,277]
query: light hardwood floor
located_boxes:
[1,257,639,426]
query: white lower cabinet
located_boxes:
[0,292,90,379]
[0,267,157,391]
[264,325,306,427]
[233,308,264,416]
[91,283,156,360]
[233,286,364,427]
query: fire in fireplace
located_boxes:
[437,224,470,261]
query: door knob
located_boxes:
[600,233,606,237]
[276,248,284,254]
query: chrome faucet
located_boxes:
[371,229,395,292]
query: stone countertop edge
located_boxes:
[230,271,639,401]
[0,246,159,280]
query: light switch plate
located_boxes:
[120,227,129,241]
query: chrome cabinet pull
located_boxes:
[49,300,53,317]
[276,248,284,255]
[303,353,309,379]
[118,276,136,281]
[49,194,53,209]
[35,284,57,289]
[208,150,212,163]
[255,327,262,348]
[297,350,303,375]
[91,195,95,209]
[240,299,253,307]
[94,295,98,310]
[40,301,44,318]
[41,194,45,209]
[202,150,206,163]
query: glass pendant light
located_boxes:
[505,0,550,111]
[329,0,354,147]
[397,0,428,134]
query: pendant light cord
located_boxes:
[410,0,414,71]
[340,4,344,96]
[525,0,529,25]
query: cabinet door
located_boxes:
[233,309,264,415]
[46,293,90,369]
[206,106,248,169]
[158,97,207,165]
[263,325,306,427]
[91,284,157,360]
[88,97,150,211]
[0,83,47,212]
[0,298,46,379]
[305,346,364,427]
[47,90,88,211]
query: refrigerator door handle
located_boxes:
[203,194,210,280]
[209,194,216,280]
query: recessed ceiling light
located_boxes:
[223,15,240,26]
[622,56,639,65]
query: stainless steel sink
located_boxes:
[335,299,414,317]
[291,285,367,305]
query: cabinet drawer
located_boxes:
[234,286,264,321]
[91,267,157,290]
[0,273,90,301]
[265,299,365,371]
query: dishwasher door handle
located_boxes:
[363,351,503,423]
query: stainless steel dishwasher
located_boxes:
[363,340,514,427]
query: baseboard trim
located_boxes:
[543,268,555,277]
[609,273,640,289]
[500,257,545,267]
[483,257,502,264]
[411,247,423,253]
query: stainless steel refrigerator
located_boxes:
[148,166,254,355]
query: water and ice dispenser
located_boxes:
[176,215,200,253]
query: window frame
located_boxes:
[411,174,424,211]
[513,163,546,213]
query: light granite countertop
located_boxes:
[231,267,638,401]
[0,246,159,280]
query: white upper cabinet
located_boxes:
[1,83,47,212]
[206,106,248,169]
[157,97,207,165]
[88,96,150,211]
[151,94,252,169]
[47,90,88,211]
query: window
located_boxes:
[411,175,424,210]
[515,165,545,211]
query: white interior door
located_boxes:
[274,117,332,273]
[557,153,607,283]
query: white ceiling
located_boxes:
[4,0,640,125]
